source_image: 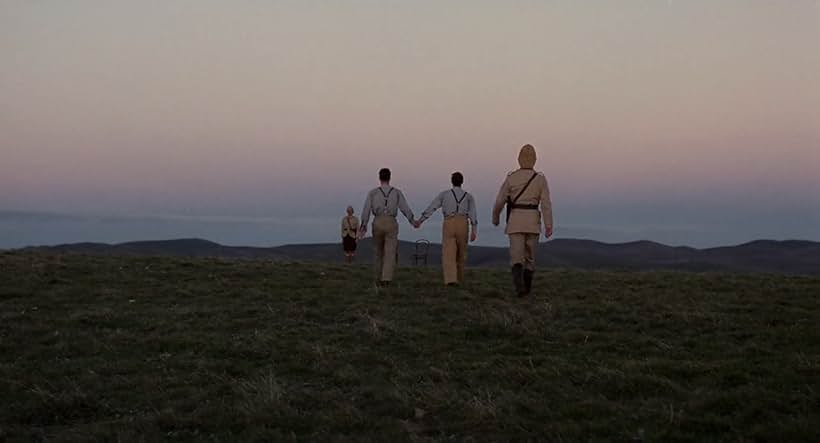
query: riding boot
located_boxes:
[523,269,534,296]
[512,264,525,296]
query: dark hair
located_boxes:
[379,168,391,182]
[451,172,464,187]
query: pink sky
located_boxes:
[1,1,818,246]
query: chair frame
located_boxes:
[413,239,431,265]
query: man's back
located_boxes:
[421,187,478,226]
[493,169,551,235]
[504,169,548,206]
[361,185,414,226]
[360,168,417,286]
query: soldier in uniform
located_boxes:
[492,144,553,296]
[341,206,359,263]
[359,168,417,287]
[415,172,478,286]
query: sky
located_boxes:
[1,0,819,248]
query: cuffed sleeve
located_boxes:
[540,176,553,229]
[420,192,444,222]
[360,193,372,227]
[492,177,510,225]
[467,194,478,226]
[396,190,415,224]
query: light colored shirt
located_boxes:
[341,215,359,238]
[361,185,415,226]
[420,187,478,227]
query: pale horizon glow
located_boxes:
[1,1,819,248]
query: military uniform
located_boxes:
[492,145,553,296]
[361,185,415,284]
[418,187,478,285]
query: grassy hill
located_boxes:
[1,251,819,441]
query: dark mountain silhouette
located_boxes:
[22,238,820,274]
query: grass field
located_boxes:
[1,251,819,442]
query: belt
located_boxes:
[444,213,468,219]
[510,204,539,210]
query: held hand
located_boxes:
[545,226,553,239]
[492,218,500,227]
[470,230,477,243]
[413,220,422,229]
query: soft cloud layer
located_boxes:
[1,1,818,246]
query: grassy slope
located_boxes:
[1,251,818,442]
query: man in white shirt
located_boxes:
[360,168,417,287]
[416,172,478,286]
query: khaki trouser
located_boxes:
[372,215,399,282]
[442,215,469,284]
[509,233,539,270]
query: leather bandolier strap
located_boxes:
[506,172,539,223]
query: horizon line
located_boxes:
[9,236,818,253]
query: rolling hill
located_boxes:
[23,238,820,274]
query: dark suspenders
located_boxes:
[451,189,468,212]
[377,187,394,210]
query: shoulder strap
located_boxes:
[512,173,538,204]
[451,189,468,212]
[377,187,394,208]
[451,189,468,203]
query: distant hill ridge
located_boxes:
[21,238,820,274]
